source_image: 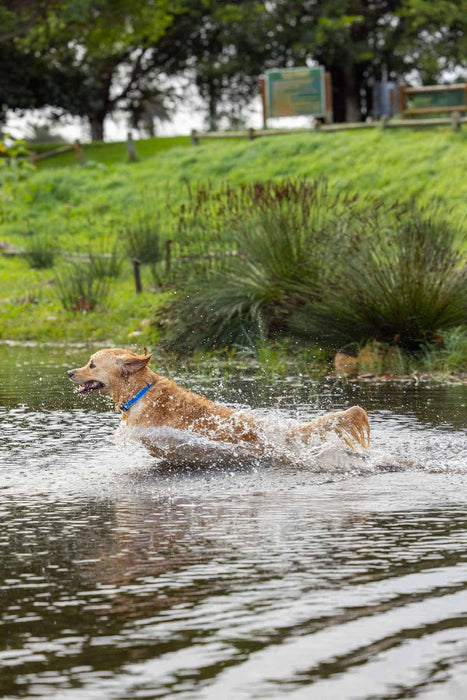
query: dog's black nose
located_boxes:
[67,370,75,378]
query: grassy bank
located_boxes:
[0,129,466,376]
[31,135,190,169]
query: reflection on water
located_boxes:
[0,344,466,699]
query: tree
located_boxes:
[2,0,466,134]
[1,0,183,140]
[184,1,270,131]
[0,42,88,123]
[400,0,467,83]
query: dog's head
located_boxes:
[67,348,153,395]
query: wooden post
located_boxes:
[127,131,137,162]
[247,127,255,140]
[259,76,267,129]
[451,111,461,131]
[398,85,405,116]
[73,139,82,164]
[165,239,172,276]
[190,129,199,146]
[28,150,38,166]
[132,259,142,294]
[324,72,333,123]
[380,115,389,130]
[389,86,396,116]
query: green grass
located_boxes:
[0,128,466,361]
[31,135,190,168]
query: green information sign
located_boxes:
[266,67,326,118]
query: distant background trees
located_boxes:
[1,0,466,140]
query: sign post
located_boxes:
[263,67,331,126]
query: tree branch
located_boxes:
[109,48,151,106]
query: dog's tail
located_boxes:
[334,406,370,450]
[287,405,370,451]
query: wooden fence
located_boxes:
[24,109,467,164]
[190,113,466,144]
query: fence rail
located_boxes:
[191,114,466,143]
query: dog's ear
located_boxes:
[122,353,152,374]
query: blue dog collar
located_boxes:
[119,382,155,412]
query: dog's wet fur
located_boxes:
[68,348,370,453]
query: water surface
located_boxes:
[1,344,466,699]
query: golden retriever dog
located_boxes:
[68,348,370,453]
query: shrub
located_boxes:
[24,235,57,269]
[289,205,467,351]
[55,263,109,311]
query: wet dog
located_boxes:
[68,348,370,452]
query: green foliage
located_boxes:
[2,0,467,134]
[161,180,366,351]
[0,130,465,374]
[401,0,467,81]
[121,211,162,264]
[162,181,467,354]
[1,0,182,139]
[120,210,165,284]
[24,235,57,269]
[88,239,123,279]
[0,136,34,185]
[55,263,109,312]
[290,206,467,351]
[419,328,467,373]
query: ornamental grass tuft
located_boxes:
[160,180,466,354]
[290,205,467,351]
[55,263,109,312]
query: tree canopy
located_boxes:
[1,0,465,138]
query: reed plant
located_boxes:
[23,235,57,269]
[55,263,109,311]
[120,211,163,283]
[88,239,123,279]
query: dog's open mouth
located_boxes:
[77,380,105,394]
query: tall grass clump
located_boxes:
[120,210,164,282]
[88,239,123,279]
[290,205,467,351]
[419,328,467,373]
[161,180,466,355]
[55,263,109,311]
[24,234,57,269]
[162,180,365,350]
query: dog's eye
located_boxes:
[89,361,96,369]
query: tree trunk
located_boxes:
[207,76,218,132]
[343,64,361,122]
[90,116,105,141]
[87,59,116,141]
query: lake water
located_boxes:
[1,344,466,700]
